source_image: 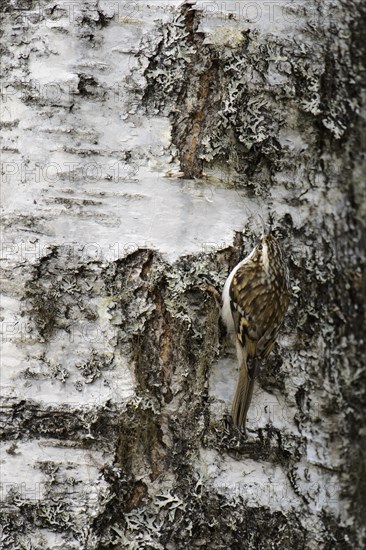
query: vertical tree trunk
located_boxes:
[1,1,365,548]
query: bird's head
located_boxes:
[252,233,284,272]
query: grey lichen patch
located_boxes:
[305,2,365,139]
[50,364,70,383]
[102,249,163,343]
[142,2,365,190]
[76,350,113,384]
[24,246,101,340]
[90,465,147,544]
[1,487,75,546]
[101,246,226,405]
[95,472,357,550]
[141,4,289,186]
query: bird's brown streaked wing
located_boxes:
[229,263,261,358]
[230,263,289,358]
[256,290,289,357]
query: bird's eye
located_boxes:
[258,244,263,251]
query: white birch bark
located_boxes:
[1,1,365,548]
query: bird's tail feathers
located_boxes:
[232,358,257,432]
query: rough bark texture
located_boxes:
[1,1,365,549]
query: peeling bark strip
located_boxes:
[142,2,219,179]
[1,0,365,549]
[182,64,216,178]
[171,5,219,179]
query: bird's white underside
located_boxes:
[221,249,254,366]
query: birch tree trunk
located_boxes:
[1,1,365,549]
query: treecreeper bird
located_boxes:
[222,234,290,432]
